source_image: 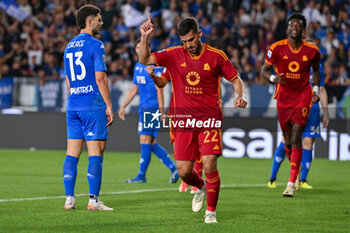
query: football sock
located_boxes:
[301,148,312,182]
[194,159,203,177]
[182,170,204,189]
[269,142,286,181]
[138,144,152,177]
[205,170,220,212]
[151,143,176,172]
[63,155,79,196]
[289,148,302,183]
[87,156,103,196]
[285,145,291,161]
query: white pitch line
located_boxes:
[0,183,281,203]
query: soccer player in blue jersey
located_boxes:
[118,39,179,183]
[268,40,329,189]
[62,5,114,211]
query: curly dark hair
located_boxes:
[76,5,100,29]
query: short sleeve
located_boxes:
[219,57,239,82]
[265,46,277,66]
[94,41,107,72]
[311,49,321,65]
[152,49,170,67]
[160,67,171,80]
[132,68,137,85]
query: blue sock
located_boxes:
[152,143,176,172]
[269,142,286,181]
[87,156,103,196]
[63,155,79,196]
[301,149,312,182]
[138,144,152,177]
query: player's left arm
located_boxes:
[311,62,321,104]
[156,85,164,115]
[145,65,169,88]
[232,76,247,108]
[65,75,70,93]
[96,71,114,126]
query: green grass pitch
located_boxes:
[0,149,349,233]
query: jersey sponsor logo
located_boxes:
[136,75,146,84]
[267,50,272,58]
[186,71,200,86]
[100,44,105,49]
[185,86,203,95]
[288,61,300,72]
[203,63,210,71]
[283,55,288,59]
[213,145,220,150]
[286,73,301,79]
[180,62,186,67]
[70,85,94,94]
[302,55,308,61]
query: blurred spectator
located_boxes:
[0,0,347,90]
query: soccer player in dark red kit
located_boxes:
[139,14,247,223]
[261,13,321,197]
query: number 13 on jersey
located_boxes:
[66,51,86,81]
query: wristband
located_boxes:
[313,85,319,95]
[269,75,276,83]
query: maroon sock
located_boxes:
[182,170,204,189]
[205,170,220,212]
[285,145,291,161]
[289,148,302,182]
[194,159,203,177]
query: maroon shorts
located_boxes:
[277,92,313,131]
[173,128,222,161]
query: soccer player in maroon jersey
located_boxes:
[139,14,247,223]
[261,13,321,197]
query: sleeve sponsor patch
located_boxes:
[267,50,272,58]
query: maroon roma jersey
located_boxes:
[265,39,320,103]
[152,43,238,121]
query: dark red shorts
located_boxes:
[173,128,222,161]
[277,92,313,131]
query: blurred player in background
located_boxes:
[139,15,247,223]
[63,5,114,211]
[119,39,178,184]
[268,43,329,189]
[262,13,321,197]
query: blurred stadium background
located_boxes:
[0,0,349,159]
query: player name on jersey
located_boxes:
[67,40,85,48]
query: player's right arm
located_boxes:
[261,45,285,84]
[145,66,168,88]
[96,71,114,126]
[261,62,285,84]
[139,14,156,65]
[118,84,138,120]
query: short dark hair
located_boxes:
[287,13,306,30]
[76,5,100,29]
[177,17,199,36]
